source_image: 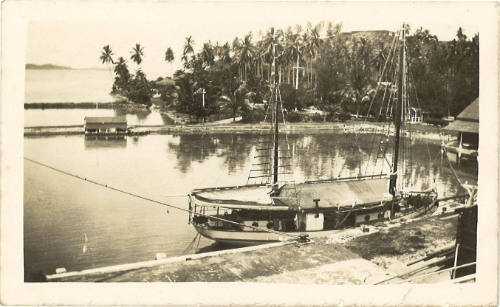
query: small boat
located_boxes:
[188,25,437,246]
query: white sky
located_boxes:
[26,1,481,79]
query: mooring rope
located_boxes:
[24,157,301,239]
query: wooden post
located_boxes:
[293,54,304,90]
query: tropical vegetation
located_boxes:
[100,22,479,123]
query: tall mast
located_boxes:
[271,31,279,189]
[389,25,405,197]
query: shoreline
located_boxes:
[24,121,455,142]
[25,102,117,109]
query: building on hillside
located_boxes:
[443,98,479,163]
[84,116,127,135]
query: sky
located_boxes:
[26,1,481,79]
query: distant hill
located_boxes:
[26,63,72,70]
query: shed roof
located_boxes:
[444,98,479,133]
[456,98,479,121]
[84,116,127,124]
[444,119,479,134]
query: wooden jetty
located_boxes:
[45,208,464,283]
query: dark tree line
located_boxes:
[100,23,479,122]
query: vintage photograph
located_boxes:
[2,0,498,305]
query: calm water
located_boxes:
[24,108,168,127]
[24,133,477,280]
[24,69,168,126]
[25,69,115,103]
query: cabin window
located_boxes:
[252,222,258,228]
[364,215,371,222]
[266,222,273,229]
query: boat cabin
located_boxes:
[84,116,127,135]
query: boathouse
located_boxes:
[84,116,127,135]
[443,98,479,160]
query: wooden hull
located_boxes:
[193,224,284,246]
[193,201,438,246]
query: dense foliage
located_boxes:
[100,23,478,122]
[100,44,153,106]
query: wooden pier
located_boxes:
[45,211,462,283]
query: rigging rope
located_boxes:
[336,32,400,178]
[24,157,301,239]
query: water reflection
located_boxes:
[166,132,477,196]
[24,132,477,279]
[84,135,127,149]
[167,134,256,174]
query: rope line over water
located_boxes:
[24,157,300,239]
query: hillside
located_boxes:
[26,63,72,70]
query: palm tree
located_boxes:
[112,56,130,94]
[100,45,115,64]
[283,27,303,89]
[237,33,255,82]
[182,36,195,68]
[131,43,144,65]
[306,22,324,88]
[165,47,175,76]
[347,37,375,116]
[201,42,215,68]
[165,47,174,63]
[260,27,283,83]
[219,82,254,121]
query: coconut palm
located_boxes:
[165,47,174,63]
[165,47,175,76]
[100,45,115,64]
[219,82,255,121]
[283,27,303,88]
[182,36,195,68]
[201,42,215,68]
[346,37,376,116]
[112,56,131,94]
[260,27,283,83]
[131,43,144,65]
[236,33,255,82]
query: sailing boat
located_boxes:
[188,26,438,246]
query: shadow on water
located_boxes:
[195,242,239,254]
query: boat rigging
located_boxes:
[188,24,440,246]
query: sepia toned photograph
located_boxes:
[1,1,498,306]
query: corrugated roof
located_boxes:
[279,178,390,209]
[84,116,127,124]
